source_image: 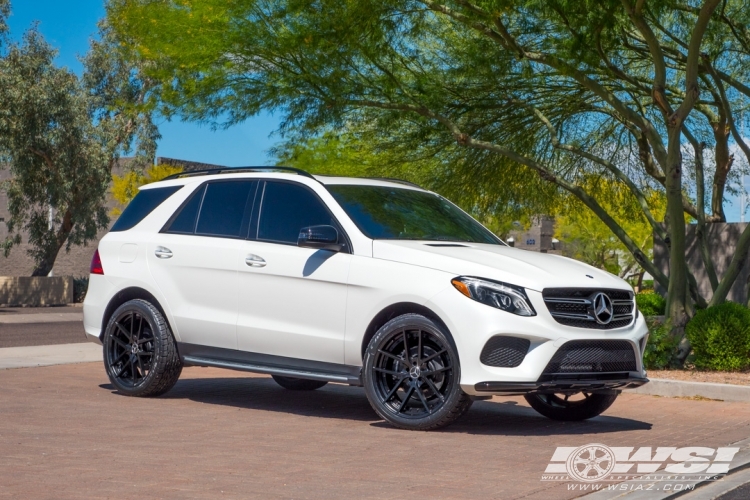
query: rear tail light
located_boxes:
[90,249,104,275]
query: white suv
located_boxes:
[83,167,648,430]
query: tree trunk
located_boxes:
[664,126,690,365]
[30,209,73,277]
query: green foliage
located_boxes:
[637,292,667,317]
[685,303,750,372]
[110,0,750,347]
[644,318,679,370]
[73,276,89,303]
[0,8,157,276]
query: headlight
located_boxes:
[451,276,536,316]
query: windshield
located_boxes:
[327,185,501,244]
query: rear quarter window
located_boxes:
[110,185,182,232]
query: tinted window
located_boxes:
[111,186,182,232]
[327,185,499,244]
[195,181,256,238]
[257,182,338,244]
[165,184,205,234]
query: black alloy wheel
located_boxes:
[103,299,182,397]
[524,391,619,421]
[363,314,472,430]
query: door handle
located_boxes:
[154,246,173,259]
[245,254,266,267]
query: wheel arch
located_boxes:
[100,287,172,341]
[360,302,456,359]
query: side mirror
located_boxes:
[297,225,343,252]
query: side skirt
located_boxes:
[178,343,362,386]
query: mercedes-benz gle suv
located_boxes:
[83,167,648,430]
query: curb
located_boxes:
[626,378,750,403]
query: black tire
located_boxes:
[362,313,472,431]
[272,375,328,391]
[524,391,619,421]
[103,299,182,397]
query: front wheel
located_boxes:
[103,299,182,397]
[363,314,472,431]
[524,392,618,421]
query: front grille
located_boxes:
[480,336,530,367]
[543,288,634,329]
[543,340,637,374]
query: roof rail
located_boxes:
[162,166,316,181]
[367,177,424,189]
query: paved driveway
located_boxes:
[2,363,750,499]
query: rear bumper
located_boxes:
[474,373,649,395]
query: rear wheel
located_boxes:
[272,375,328,391]
[524,391,618,421]
[103,299,182,397]
[363,313,472,431]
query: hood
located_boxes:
[372,240,631,292]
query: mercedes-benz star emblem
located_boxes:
[591,292,614,324]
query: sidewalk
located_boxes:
[0,342,101,369]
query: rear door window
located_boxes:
[111,185,182,232]
[195,181,257,238]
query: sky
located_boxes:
[6,0,281,167]
[6,1,749,222]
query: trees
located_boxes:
[0,6,157,276]
[109,0,750,362]
[111,163,182,215]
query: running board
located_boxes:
[183,355,362,386]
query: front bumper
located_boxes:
[425,286,650,395]
[475,373,649,395]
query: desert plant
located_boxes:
[685,303,750,371]
[73,276,89,303]
[643,318,679,370]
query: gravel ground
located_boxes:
[649,369,750,386]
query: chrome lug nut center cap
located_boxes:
[409,366,421,379]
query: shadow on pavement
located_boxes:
[99,375,653,434]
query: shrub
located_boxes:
[636,291,666,317]
[644,318,678,369]
[73,276,89,303]
[685,302,750,371]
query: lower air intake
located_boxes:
[480,336,530,368]
[543,340,637,373]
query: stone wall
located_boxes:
[0,276,73,306]
[653,223,750,303]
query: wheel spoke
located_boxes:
[421,349,447,364]
[136,356,146,378]
[115,322,131,341]
[112,350,129,364]
[423,376,445,402]
[377,349,408,366]
[417,329,422,365]
[129,357,137,381]
[415,384,431,413]
[134,314,143,342]
[112,337,129,350]
[383,377,407,402]
[423,366,451,376]
[398,386,415,413]
[129,313,134,341]
[402,330,412,368]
